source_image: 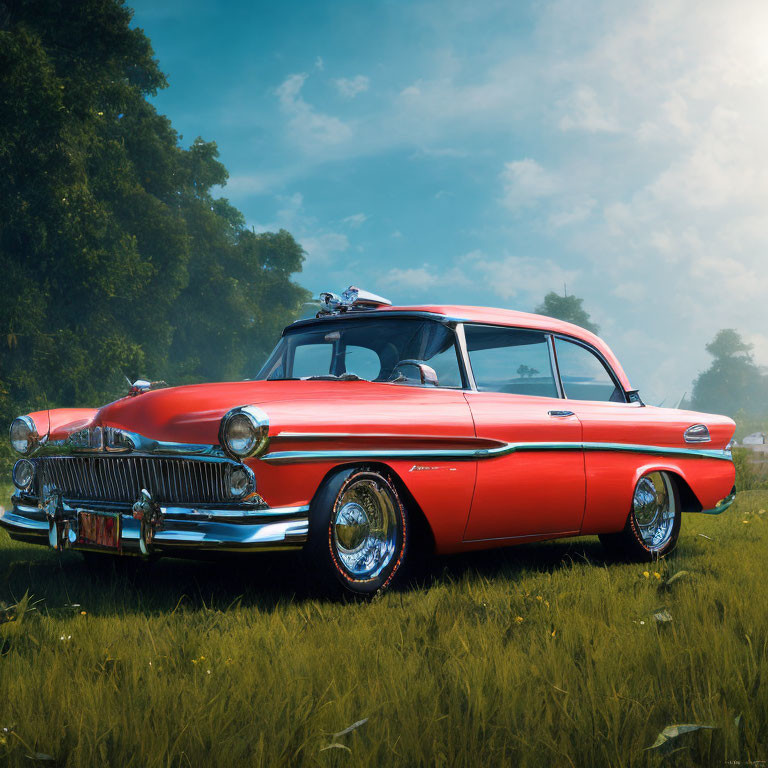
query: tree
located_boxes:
[691,329,767,418]
[0,0,309,424]
[534,291,599,334]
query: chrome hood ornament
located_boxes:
[128,379,169,397]
[318,286,391,316]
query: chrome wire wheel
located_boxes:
[331,475,400,581]
[632,472,676,552]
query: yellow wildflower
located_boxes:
[536,595,543,601]
[642,571,650,579]
[514,616,524,624]
[653,572,661,580]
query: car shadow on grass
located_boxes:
[0,530,631,615]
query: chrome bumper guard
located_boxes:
[0,495,309,555]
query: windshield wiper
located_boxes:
[303,373,369,382]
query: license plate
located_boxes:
[77,510,121,550]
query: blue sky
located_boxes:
[130,0,768,405]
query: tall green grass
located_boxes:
[1,483,767,767]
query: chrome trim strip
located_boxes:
[274,431,505,448]
[160,504,309,521]
[696,490,737,515]
[34,427,227,458]
[261,441,734,464]
[455,323,477,392]
[547,334,565,399]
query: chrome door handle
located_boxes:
[548,410,575,417]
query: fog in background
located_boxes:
[129,0,768,406]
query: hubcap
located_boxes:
[332,477,399,579]
[633,472,676,551]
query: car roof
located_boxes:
[384,305,632,391]
[291,304,633,391]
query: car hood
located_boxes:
[75,379,472,446]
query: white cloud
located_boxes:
[548,197,596,228]
[379,265,471,292]
[499,159,559,211]
[275,73,353,150]
[333,75,370,99]
[379,250,578,306]
[314,56,324,71]
[558,86,619,133]
[462,251,579,303]
[342,213,368,227]
[251,191,349,269]
[301,232,350,266]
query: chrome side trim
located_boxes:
[261,441,734,464]
[274,431,504,446]
[696,489,737,515]
[455,323,477,391]
[546,334,565,399]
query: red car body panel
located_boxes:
[11,304,736,557]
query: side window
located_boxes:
[554,338,624,402]
[465,325,558,397]
[292,343,332,378]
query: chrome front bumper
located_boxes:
[0,495,309,555]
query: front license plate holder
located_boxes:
[76,509,121,551]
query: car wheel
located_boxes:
[305,467,410,597]
[599,471,681,561]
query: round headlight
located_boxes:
[219,407,269,459]
[10,416,39,455]
[12,459,35,491]
[228,466,251,498]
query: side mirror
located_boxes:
[391,360,439,386]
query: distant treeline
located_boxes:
[0,0,310,428]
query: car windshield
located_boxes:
[255,317,464,388]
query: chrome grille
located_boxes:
[36,456,233,505]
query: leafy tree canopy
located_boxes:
[534,291,599,334]
[691,329,767,418]
[0,0,310,424]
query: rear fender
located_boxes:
[582,456,735,534]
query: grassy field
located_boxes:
[1,483,767,767]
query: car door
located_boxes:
[462,324,586,542]
[549,335,651,533]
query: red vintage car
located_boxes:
[2,287,736,596]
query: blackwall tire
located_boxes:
[599,471,682,562]
[304,467,410,598]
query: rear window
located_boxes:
[554,338,624,402]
